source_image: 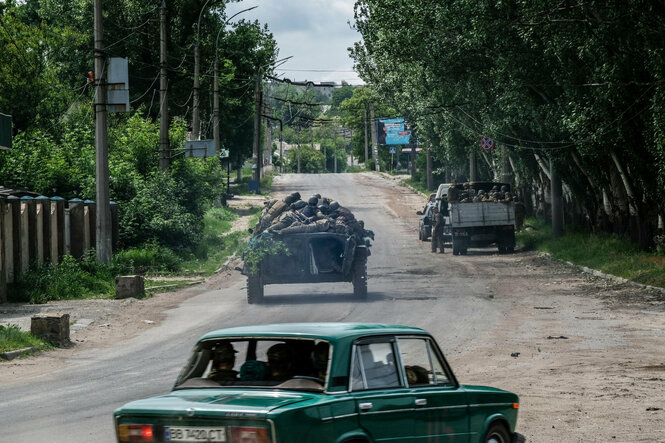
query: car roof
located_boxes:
[199,322,428,343]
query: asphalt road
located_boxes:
[4,173,661,442]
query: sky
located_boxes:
[225,0,364,85]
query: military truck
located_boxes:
[243,232,370,304]
[437,182,516,255]
[242,194,372,304]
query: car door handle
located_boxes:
[415,398,427,406]
[359,402,373,411]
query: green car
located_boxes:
[114,323,524,443]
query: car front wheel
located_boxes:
[483,422,510,443]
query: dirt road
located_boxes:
[1,172,664,442]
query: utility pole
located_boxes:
[334,129,338,173]
[159,0,169,170]
[369,103,380,171]
[192,42,201,140]
[252,71,262,181]
[213,57,220,155]
[364,107,369,167]
[94,0,111,264]
[297,127,301,173]
[469,151,477,181]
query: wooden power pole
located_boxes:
[252,72,262,181]
[94,0,111,264]
[159,0,169,170]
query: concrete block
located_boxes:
[115,275,145,299]
[31,314,70,347]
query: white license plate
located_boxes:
[165,426,226,442]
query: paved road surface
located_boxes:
[2,173,663,442]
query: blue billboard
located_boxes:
[377,117,411,145]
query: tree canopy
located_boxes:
[351,1,665,248]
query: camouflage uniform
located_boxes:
[447,185,460,203]
[431,209,445,253]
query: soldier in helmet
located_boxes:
[300,196,322,219]
[431,206,445,254]
[208,342,238,382]
[267,343,295,382]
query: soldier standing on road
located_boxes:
[431,206,445,254]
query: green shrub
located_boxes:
[113,243,182,274]
[242,234,290,274]
[9,255,116,304]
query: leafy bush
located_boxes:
[9,254,117,304]
[242,234,290,274]
[113,243,183,274]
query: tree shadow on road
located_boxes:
[256,291,389,305]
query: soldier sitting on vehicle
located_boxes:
[473,189,486,202]
[461,188,476,203]
[300,196,323,219]
[208,343,239,382]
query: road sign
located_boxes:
[185,139,215,158]
[480,136,495,151]
[389,146,397,154]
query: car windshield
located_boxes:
[174,337,330,392]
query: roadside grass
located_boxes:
[517,218,665,288]
[0,324,51,354]
[233,171,275,196]
[403,178,429,195]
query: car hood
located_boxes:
[116,389,319,418]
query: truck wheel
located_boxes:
[247,273,264,304]
[352,257,368,299]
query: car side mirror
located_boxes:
[416,211,423,215]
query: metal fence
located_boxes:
[0,196,118,302]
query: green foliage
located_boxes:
[0,324,51,354]
[286,145,325,173]
[243,234,290,274]
[113,243,183,275]
[9,254,117,304]
[351,2,665,247]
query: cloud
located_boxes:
[226,0,361,84]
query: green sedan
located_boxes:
[114,323,525,443]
